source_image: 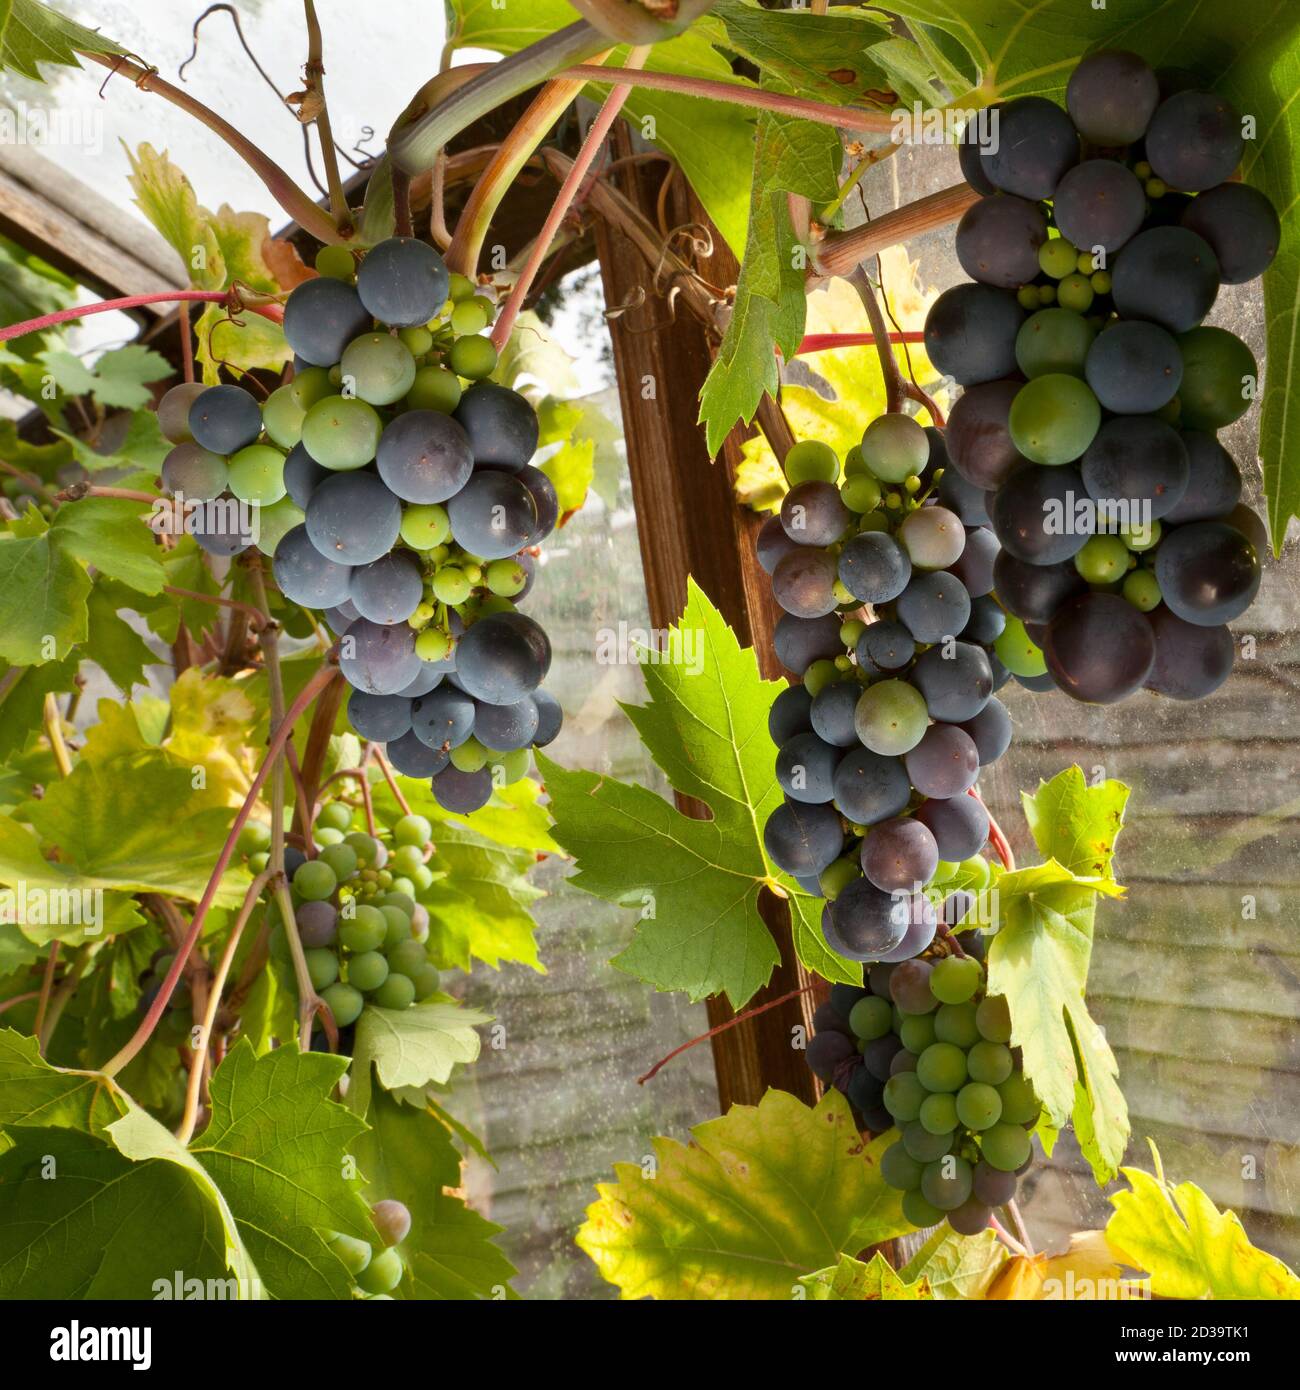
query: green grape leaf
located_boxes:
[57,408,171,475]
[0,1026,126,1132]
[984,767,1131,1183]
[82,585,160,692]
[1106,1143,1300,1300]
[49,496,166,596]
[0,926,40,974]
[438,774,560,855]
[698,112,841,457]
[578,1088,909,1299]
[799,1250,931,1300]
[0,0,121,81]
[349,1000,490,1117]
[36,344,171,411]
[0,654,78,759]
[0,530,90,663]
[193,301,292,385]
[899,1224,1009,1299]
[354,1088,517,1300]
[538,579,858,1009]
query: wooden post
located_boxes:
[592,130,819,1111]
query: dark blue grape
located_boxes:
[1154,521,1261,626]
[376,410,474,503]
[1044,592,1156,702]
[772,547,839,618]
[955,194,1047,288]
[938,460,992,526]
[453,383,538,470]
[832,747,912,825]
[992,550,1085,622]
[896,572,972,644]
[431,764,493,813]
[1181,182,1280,284]
[191,495,253,556]
[780,481,850,546]
[810,680,861,747]
[356,237,450,327]
[825,879,909,962]
[962,594,1006,645]
[1112,227,1220,333]
[957,696,1011,766]
[946,379,1025,491]
[991,464,1088,566]
[915,794,990,860]
[757,514,798,574]
[397,661,448,698]
[1145,607,1234,699]
[776,732,840,803]
[763,800,843,877]
[1165,432,1241,523]
[323,600,360,636]
[948,526,999,597]
[1052,160,1146,254]
[284,441,329,507]
[959,107,998,193]
[1084,322,1183,415]
[387,728,451,777]
[770,683,813,744]
[517,464,559,542]
[188,385,261,455]
[1066,49,1159,145]
[1081,416,1189,519]
[447,471,537,559]
[861,817,939,893]
[924,284,1023,386]
[903,724,980,799]
[349,550,424,625]
[274,524,353,607]
[980,96,1078,199]
[1145,91,1244,192]
[340,618,422,695]
[532,688,563,746]
[283,277,372,366]
[410,685,475,750]
[473,697,540,751]
[911,642,992,721]
[856,620,915,674]
[806,1028,856,1080]
[838,532,911,604]
[306,472,402,565]
[773,613,843,675]
[455,612,551,705]
[347,689,413,742]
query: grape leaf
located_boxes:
[36,344,171,411]
[1106,1143,1300,1300]
[799,1250,931,1300]
[578,1088,909,1299]
[538,578,858,1009]
[0,654,78,759]
[57,407,171,475]
[349,1000,490,1117]
[0,1026,125,1132]
[82,585,160,692]
[899,1224,1009,1299]
[984,767,1131,1183]
[50,496,166,596]
[0,529,90,663]
[0,0,121,80]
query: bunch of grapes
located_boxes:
[239,801,443,1028]
[806,941,1042,1234]
[324,1198,412,1298]
[758,422,1014,965]
[155,236,563,815]
[928,49,1272,704]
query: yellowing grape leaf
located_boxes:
[577,1088,909,1299]
[899,1224,1009,1299]
[799,1250,930,1300]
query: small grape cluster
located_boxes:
[758,425,1013,964]
[240,801,443,1028]
[324,1198,412,1299]
[155,235,562,816]
[928,50,1272,704]
[806,942,1042,1235]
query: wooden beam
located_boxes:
[592,126,819,1112]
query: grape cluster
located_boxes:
[806,942,1041,1234]
[240,801,443,1027]
[930,50,1272,704]
[758,424,1014,964]
[156,237,563,814]
[324,1198,412,1298]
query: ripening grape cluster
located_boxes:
[806,945,1042,1234]
[239,802,443,1027]
[324,1198,412,1298]
[155,236,562,816]
[927,49,1272,704]
[757,422,1013,965]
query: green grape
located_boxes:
[931,859,957,886]
[1075,534,1129,584]
[976,994,1013,1044]
[373,973,416,1010]
[1090,270,1112,295]
[1075,251,1096,275]
[491,748,530,784]
[326,1231,371,1274]
[399,326,434,356]
[415,628,453,661]
[929,955,982,1005]
[346,832,386,868]
[961,855,992,889]
[450,737,488,773]
[301,396,381,471]
[1037,284,1056,305]
[391,843,425,879]
[861,413,928,482]
[1176,326,1256,430]
[394,814,433,847]
[305,947,340,990]
[354,1245,404,1295]
[432,566,471,604]
[902,1189,945,1228]
[348,950,389,993]
[399,502,450,550]
[1123,569,1162,611]
[1056,272,1094,312]
[901,1120,953,1163]
[450,299,490,336]
[315,827,344,847]
[980,1121,1032,1172]
[238,819,273,856]
[883,1071,926,1123]
[881,1141,924,1191]
[406,364,463,413]
[315,245,356,280]
[293,859,338,902]
[409,962,442,1000]
[477,596,518,620]
[410,863,435,892]
[898,1013,936,1054]
[934,1002,980,1048]
[340,332,417,406]
[919,1092,958,1136]
[996,1071,1041,1125]
[1017,286,1041,311]
[967,1041,1013,1085]
[858,512,893,538]
[262,386,308,450]
[842,445,868,477]
[227,445,287,505]
[160,1007,193,1044]
[916,1042,967,1093]
[390,876,417,900]
[1014,308,1095,380]
[956,1081,1002,1131]
[247,851,270,873]
[447,272,477,303]
[994,616,1047,678]
[448,334,498,380]
[1038,236,1079,279]
[381,905,411,949]
[1008,374,1100,465]
[819,856,861,901]
[839,473,883,515]
[321,981,365,1027]
[921,1155,973,1211]
[318,801,353,832]
[254,496,305,557]
[784,439,840,484]
[485,558,527,596]
[319,842,359,882]
[848,994,893,1041]
[339,905,387,953]
[382,890,417,914]
[839,618,866,647]
[1121,518,1161,552]
[854,679,928,756]
[387,940,428,977]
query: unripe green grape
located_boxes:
[370,1199,412,1247]
[901,1119,953,1163]
[389,876,416,899]
[1090,270,1112,294]
[491,748,530,784]
[996,1070,1041,1125]
[318,801,353,832]
[262,384,309,449]
[1008,373,1100,465]
[238,819,273,856]
[373,973,416,1010]
[227,445,287,505]
[387,940,428,978]
[994,616,1047,677]
[389,844,424,880]
[858,510,891,534]
[1176,326,1257,431]
[962,855,992,889]
[247,851,270,873]
[803,659,839,697]
[408,961,442,999]
[1017,285,1041,311]
[1056,272,1094,312]
[980,1121,1032,1171]
[1038,236,1079,279]
[898,1013,936,1054]
[393,814,432,848]
[320,842,359,882]
[921,1155,973,1211]
[842,445,868,477]
[410,863,434,892]
[1075,534,1129,584]
[399,502,450,550]
[916,1042,968,1093]
[399,326,433,356]
[340,905,387,953]
[432,566,471,604]
[783,439,840,484]
[1123,568,1162,611]
[340,332,417,406]
[902,1188,945,1227]
[447,271,477,303]
[1121,518,1161,552]
[967,1041,1013,1085]
[840,472,882,513]
[860,413,928,482]
[315,827,344,846]
[293,858,338,902]
[918,1092,958,1135]
[450,299,489,336]
[478,595,517,620]
[934,1001,980,1048]
[819,856,861,902]
[354,1245,404,1295]
[448,334,498,380]
[305,947,340,990]
[854,679,928,756]
[930,955,982,1005]
[406,364,462,413]
[839,618,866,647]
[348,950,389,993]
[380,905,411,949]
[315,245,356,280]
[881,1141,924,1191]
[975,993,1013,1043]
[931,859,957,886]
[450,736,488,773]
[301,396,381,471]
[326,1230,371,1274]
[883,1071,926,1122]
[485,557,527,596]
[321,981,365,1027]
[956,1081,1001,1131]
[848,993,893,1041]
[415,627,453,661]
[1015,307,1096,380]
[254,496,305,557]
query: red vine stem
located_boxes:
[101,662,339,1077]
[491,46,650,352]
[0,291,283,343]
[371,745,411,817]
[637,984,816,1084]
[794,332,925,354]
[969,786,1015,871]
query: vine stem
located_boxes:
[164,586,267,629]
[848,265,905,414]
[39,947,91,1054]
[815,183,978,280]
[492,47,650,352]
[1003,1199,1035,1255]
[101,662,338,1078]
[176,867,275,1145]
[32,943,60,1050]
[794,331,924,354]
[0,991,39,1019]
[988,1212,1030,1258]
[969,786,1015,871]
[43,693,73,777]
[302,0,350,233]
[317,764,378,837]
[370,745,411,817]
[0,291,283,344]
